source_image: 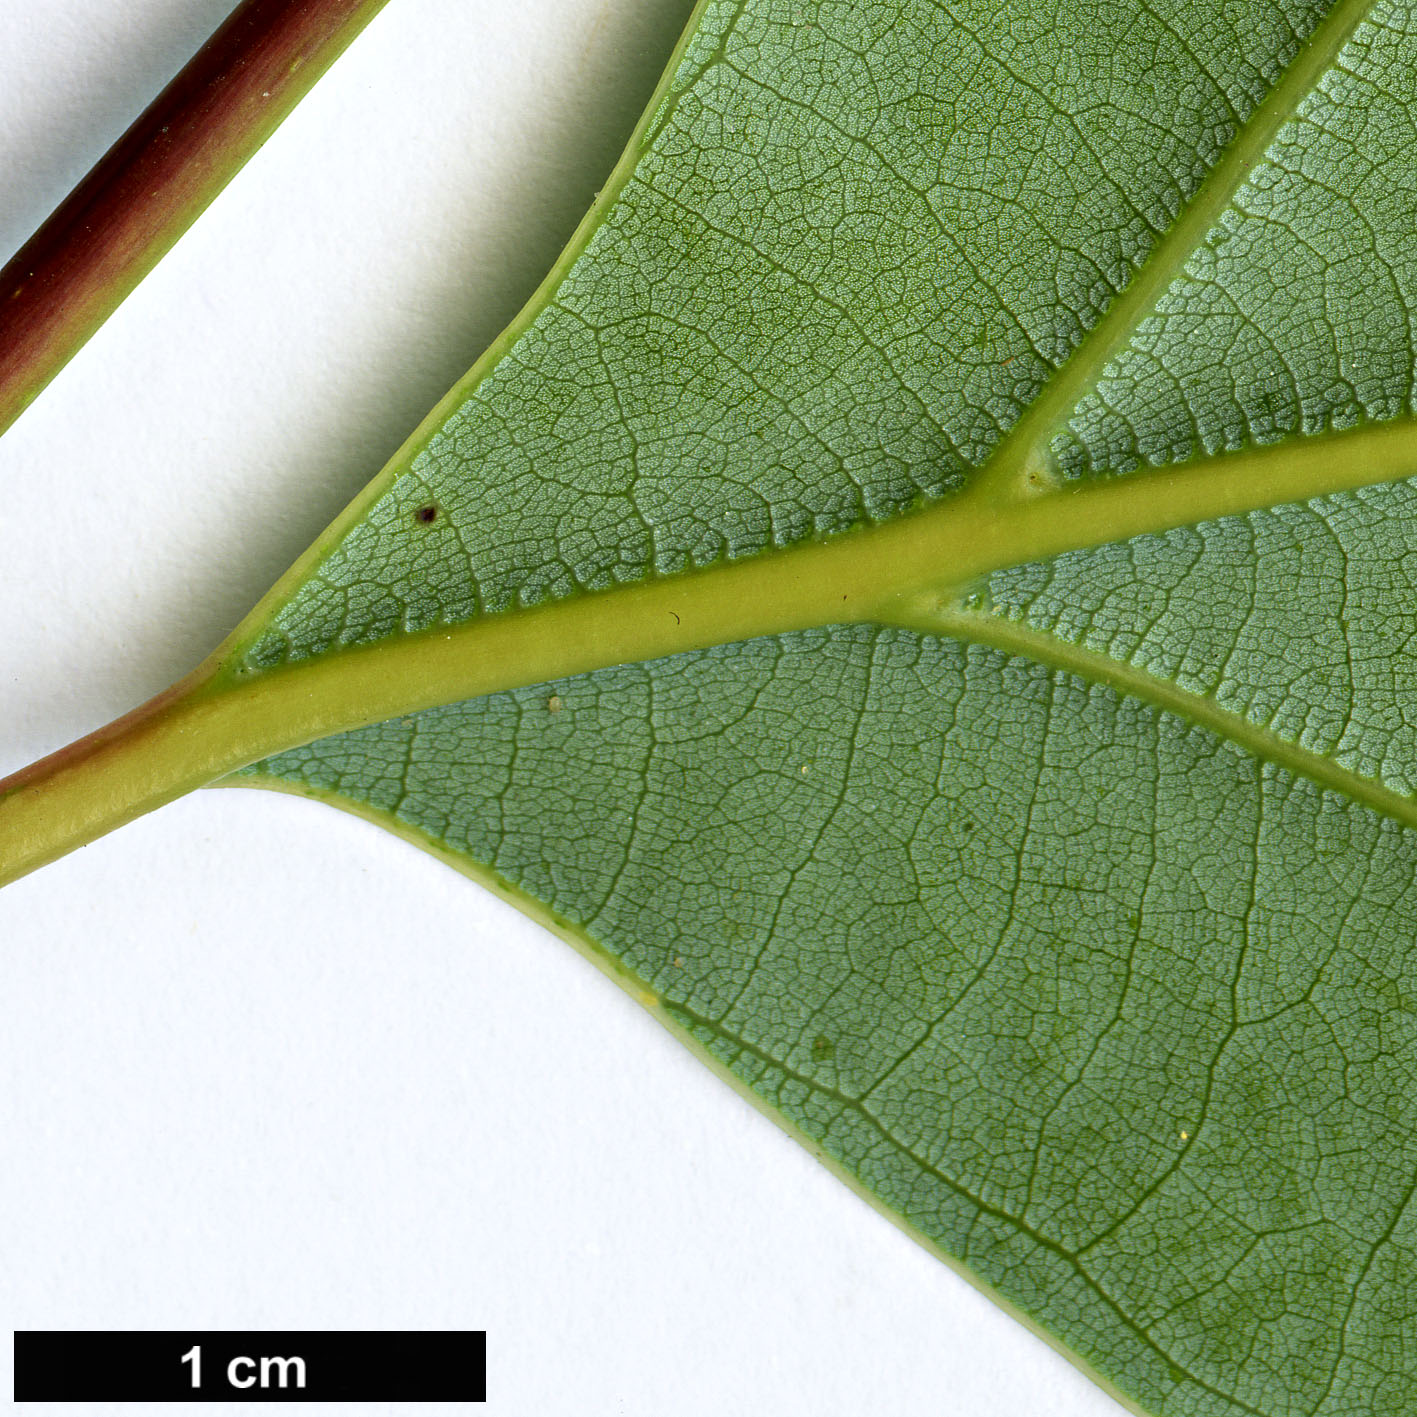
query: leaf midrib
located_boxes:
[212,414,1417,733]
[11,416,1413,891]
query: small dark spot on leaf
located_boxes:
[414,504,439,524]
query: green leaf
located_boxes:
[8,0,1417,1412]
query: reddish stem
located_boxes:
[0,0,392,436]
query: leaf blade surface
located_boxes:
[220,3,1417,1412]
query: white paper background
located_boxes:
[0,3,1119,1413]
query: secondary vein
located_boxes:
[886,603,1417,836]
[972,0,1376,499]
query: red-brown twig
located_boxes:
[0,0,391,436]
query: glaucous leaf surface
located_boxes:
[22,0,1417,1412]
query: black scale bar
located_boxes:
[14,1331,486,1402]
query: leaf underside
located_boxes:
[225,1,1417,1412]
